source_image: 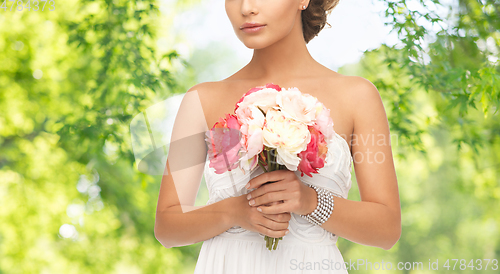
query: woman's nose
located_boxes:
[240,0,259,16]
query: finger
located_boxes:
[257,201,289,215]
[259,216,290,231]
[263,213,290,223]
[256,224,288,238]
[250,191,287,207]
[245,169,287,190]
[262,201,280,207]
[247,180,287,200]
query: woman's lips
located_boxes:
[241,25,266,33]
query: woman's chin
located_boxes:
[240,39,274,50]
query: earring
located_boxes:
[302,5,306,9]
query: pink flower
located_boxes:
[205,113,243,174]
[314,103,335,143]
[234,83,282,113]
[297,125,328,177]
[235,106,265,172]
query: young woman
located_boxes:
[154,0,401,273]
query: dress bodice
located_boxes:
[202,131,353,244]
[204,131,352,202]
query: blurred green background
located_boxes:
[0,0,499,273]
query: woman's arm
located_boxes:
[153,86,230,248]
[320,77,401,250]
[318,197,400,250]
[155,181,290,248]
[154,160,235,249]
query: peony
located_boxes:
[297,125,328,177]
[314,103,335,143]
[276,87,319,126]
[236,106,266,172]
[234,83,282,113]
[262,108,311,171]
[205,113,243,174]
[235,88,280,114]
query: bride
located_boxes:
[154,0,401,273]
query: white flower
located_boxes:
[276,87,319,126]
[262,109,311,170]
[236,88,279,114]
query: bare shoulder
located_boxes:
[184,81,225,109]
[312,72,385,144]
[186,81,221,95]
[338,75,390,147]
[326,74,384,118]
[326,73,380,100]
[183,81,233,129]
[344,75,380,99]
[343,76,385,118]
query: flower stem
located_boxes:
[263,149,286,251]
[269,148,275,171]
[273,237,280,250]
[258,159,268,173]
[266,149,271,171]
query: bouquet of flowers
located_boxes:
[205,83,337,250]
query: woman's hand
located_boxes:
[229,194,291,238]
[245,169,318,216]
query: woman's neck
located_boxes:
[243,18,319,80]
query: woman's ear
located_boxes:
[299,0,311,9]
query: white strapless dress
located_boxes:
[194,132,353,274]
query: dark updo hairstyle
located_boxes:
[301,0,340,44]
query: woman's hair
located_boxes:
[301,0,340,44]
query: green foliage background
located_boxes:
[0,0,498,273]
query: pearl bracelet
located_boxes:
[299,184,335,226]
